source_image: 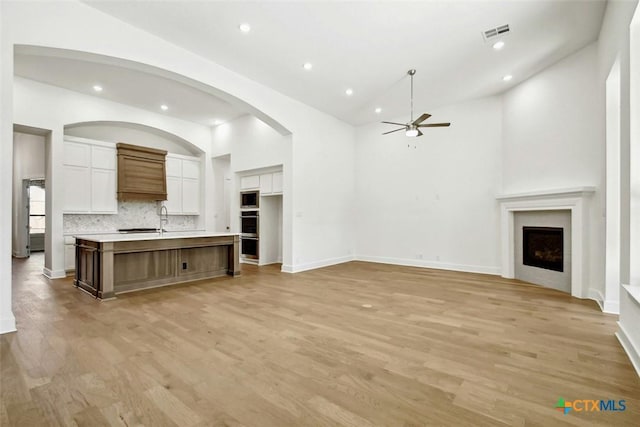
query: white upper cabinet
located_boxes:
[242,170,283,196]
[63,166,91,212]
[240,175,260,190]
[166,157,182,178]
[272,171,283,194]
[63,138,117,214]
[182,159,200,179]
[165,176,182,214]
[181,178,200,214]
[165,154,201,215]
[64,141,90,167]
[91,169,117,213]
[91,145,116,170]
[260,174,273,194]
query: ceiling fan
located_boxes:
[382,69,451,137]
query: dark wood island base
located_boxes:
[74,233,240,299]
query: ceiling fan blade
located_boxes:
[417,129,423,137]
[412,113,431,125]
[418,123,451,127]
[382,121,407,126]
[382,127,406,135]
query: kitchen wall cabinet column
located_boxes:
[62,137,118,214]
[165,154,201,215]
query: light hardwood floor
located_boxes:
[2,254,639,426]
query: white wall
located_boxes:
[623,1,640,375]
[0,0,16,333]
[289,117,356,272]
[355,96,502,274]
[502,43,605,301]
[66,123,200,156]
[213,115,287,173]
[12,132,45,257]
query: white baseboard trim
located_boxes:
[355,255,501,276]
[43,267,66,279]
[604,299,620,314]
[616,321,640,377]
[281,255,355,273]
[589,288,605,311]
[0,313,17,335]
[587,288,620,314]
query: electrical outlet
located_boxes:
[182,262,188,270]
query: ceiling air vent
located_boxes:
[482,24,510,41]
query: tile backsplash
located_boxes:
[64,201,197,233]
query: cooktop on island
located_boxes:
[118,228,158,233]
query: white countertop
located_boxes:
[73,231,239,243]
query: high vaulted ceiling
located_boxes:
[18,1,607,128]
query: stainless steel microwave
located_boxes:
[240,191,259,209]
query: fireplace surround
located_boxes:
[497,187,595,299]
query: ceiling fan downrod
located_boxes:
[408,69,416,123]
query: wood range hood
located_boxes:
[116,143,167,201]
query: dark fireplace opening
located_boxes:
[523,226,563,272]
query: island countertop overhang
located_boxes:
[73,231,240,243]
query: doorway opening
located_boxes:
[25,179,46,255]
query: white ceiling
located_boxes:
[18,1,607,128]
[14,52,248,127]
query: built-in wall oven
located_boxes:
[241,210,259,259]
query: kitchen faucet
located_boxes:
[159,204,168,236]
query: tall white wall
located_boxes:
[212,113,356,272]
[622,2,640,375]
[12,132,45,257]
[289,116,356,272]
[0,0,16,333]
[502,44,605,302]
[598,1,637,292]
[355,96,502,274]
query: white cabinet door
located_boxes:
[260,174,273,194]
[182,178,200,214]
[166,157,182,178]
[165,176,182,214]
[272,171,283,194]
[65,244,75,271]
[240,175,260,190]
[182,159,200,179]
[64,141,90,167]
[91,169,117,213]
[63,166,91,212]
[91,146,116,170]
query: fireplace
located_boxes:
[522,226,563,272]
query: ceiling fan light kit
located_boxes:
[381,69,451,138]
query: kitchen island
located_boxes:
[74,232,240,299]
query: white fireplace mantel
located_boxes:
[497,187,595,299]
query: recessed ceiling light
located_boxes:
[160,104,169,111]
[303,62,313,70]
[93,85,103,92]
[503,74,513,82]
[239,23,251,33]
[345,88,354,96]
[493,41,505,50]
[375,107,382,114]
